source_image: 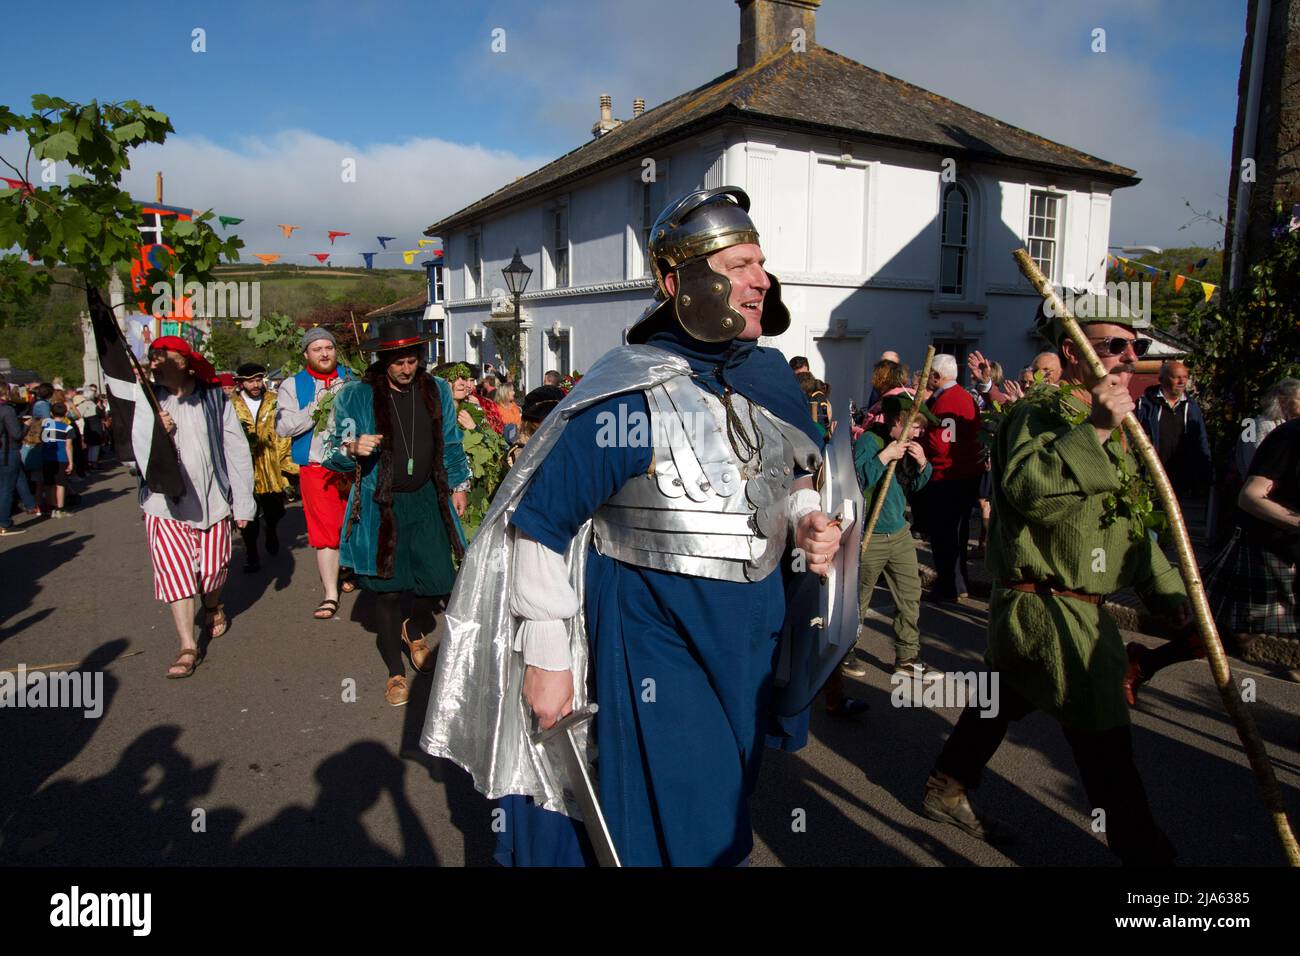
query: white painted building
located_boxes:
[426,0,1138,403]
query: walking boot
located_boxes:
[922,771,1015,845]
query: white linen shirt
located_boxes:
[139,386,256,529]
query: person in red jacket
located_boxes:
[915,352,983,600]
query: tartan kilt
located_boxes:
[1202,529,1298,637]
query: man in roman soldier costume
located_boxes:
[322,317,471,706]
[421,186,843,865]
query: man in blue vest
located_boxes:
[276,328,356,620]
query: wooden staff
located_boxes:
[860,346,935,557]
[1012,247,1299,865]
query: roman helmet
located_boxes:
[626,186,790,345]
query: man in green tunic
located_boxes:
[922,295,1192,865]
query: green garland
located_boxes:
[435,363,472,382]
[455,399,507,541]
[979,380,1167,542]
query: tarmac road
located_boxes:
[2,463,1297,867]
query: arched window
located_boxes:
[940,183,970,296]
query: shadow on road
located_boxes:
[0,531,94,636]
[232,741,437,865]
[0,638,126,856]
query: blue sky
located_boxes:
[1,0,1247,261]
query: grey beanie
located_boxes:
[300,327,336,352]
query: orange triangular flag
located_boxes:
[278,224,300,238]
[254,253,281,265]
[1174,274,1186,292]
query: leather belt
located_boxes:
[1000,581,1102,605]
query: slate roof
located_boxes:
[427,44,1139,235]
[365,292,428,319]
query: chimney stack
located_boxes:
[633,98,645,118]
[591,93,624,138]
[736,0,820,70]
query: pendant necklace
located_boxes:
[390,385,417,476]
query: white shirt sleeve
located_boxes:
[787,486,821,538]
[510,531,579,671]
[274,378,315,439]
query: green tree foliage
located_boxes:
[1104,246,1222,329]
[1176,231,1300,457]
[0,96,243,312]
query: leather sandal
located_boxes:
[203,603,229,639]
[166,647,203,679]
[313,599,339,620]
[401,619,434,673]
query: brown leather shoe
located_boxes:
[401,619,434,673]
[385,675,410,707]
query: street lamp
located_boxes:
[502,248,533,390]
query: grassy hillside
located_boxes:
[0,263,425,386]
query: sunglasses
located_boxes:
[1087,336,1150,358]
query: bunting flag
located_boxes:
[362,322,369,332]
[402,249,420,264]
[218,215,243,228]
[377,236,396,249]
[87,286,185,497]
[277,224,300,238]
[2,176,34,195]
[1196,257,1209,269]
[1174,274,1186,292]
[254,253,281,265]
[1201,282,1217,303]
[312,253,330,263]
[361,252,376,269]
[327,230,350,245]
[418,239,436,247]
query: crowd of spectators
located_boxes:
[1,378,115,536]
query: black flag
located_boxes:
[87,286,185,497]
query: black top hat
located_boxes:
[521,385,566,423]
[360,316,433,353]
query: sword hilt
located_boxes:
[529,703,599,745]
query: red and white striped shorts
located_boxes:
[144,514,232,603]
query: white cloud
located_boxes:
[96,131,545,266]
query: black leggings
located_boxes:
[936,681,1176,866]
[374,592,445,677]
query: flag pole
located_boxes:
[1011,247,1299,866]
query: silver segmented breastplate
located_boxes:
[591,374,802,583]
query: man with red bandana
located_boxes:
[139,337,255,678]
